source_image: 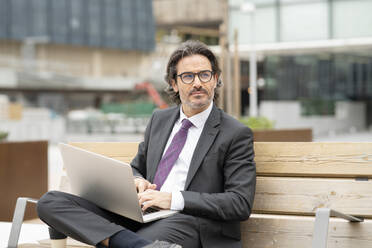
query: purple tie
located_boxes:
[153,119,193,190]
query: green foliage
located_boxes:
[0,131,8,141]
[300,98,335,116]
[101,102,156,117]
[240,117,275,130]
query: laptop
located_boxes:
[58,143,178,223]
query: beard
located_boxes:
[181,88,214,110]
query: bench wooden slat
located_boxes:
[253,177,372,217]
[70,142,139,158]
[242,214,372,248]
[72,142,372,178]
[255,142,372,178]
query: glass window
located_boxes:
[247,0,276,5]
[281,0,322,3]
[51,0,69,43]
[103,0,119,48]
[87,0,102,47]
[333,0,372,38]
[70,0,85,45]
[11,0,28,39]
[368,62,372,95]
[31,0,48,37]
[280,1,329,41]
[0,1,8,38]
[229,5,276,44]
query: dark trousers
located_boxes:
[37,191,201,248]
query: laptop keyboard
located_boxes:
[143,207,160,215]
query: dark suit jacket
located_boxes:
[131,104,256,247]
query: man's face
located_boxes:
[171,54,218,117]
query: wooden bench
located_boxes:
[243,142,372,248]
[70,142,372,248]
[8,142,372,248]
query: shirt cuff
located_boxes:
[170,190,185,211]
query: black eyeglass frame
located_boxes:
[176,70,215,84]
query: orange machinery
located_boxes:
[135,82,169,109]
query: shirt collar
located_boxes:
[179,101,213,129]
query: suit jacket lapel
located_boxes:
[148,106,180,182]
[184,105,220,189]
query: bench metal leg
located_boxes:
[312,208,331,248]
[7,197,38,248]
[311,208,363,248]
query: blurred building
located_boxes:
[0,0,232,140]
[0,0,155,113]
[0,0,228,113]
[2,0,370,137]
[229,0,372,135]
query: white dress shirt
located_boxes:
[160,102,213,210]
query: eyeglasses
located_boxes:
[177,70,214,84]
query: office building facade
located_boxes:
[230,0,372,134]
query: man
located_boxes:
[37,40,256,248]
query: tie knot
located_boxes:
[181,119,193,130]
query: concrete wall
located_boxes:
[0,40,147,78]
[153,0,223,26]
[259,101,366,137]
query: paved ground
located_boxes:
[1,222,48,247]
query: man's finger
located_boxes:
[141,200,154,211]
[137,182,146,193]
[138,193,152,207]
[138,191,151,200]
[148,183,157,190]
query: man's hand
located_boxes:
[138,189,172,211]
[134,178,157,193]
